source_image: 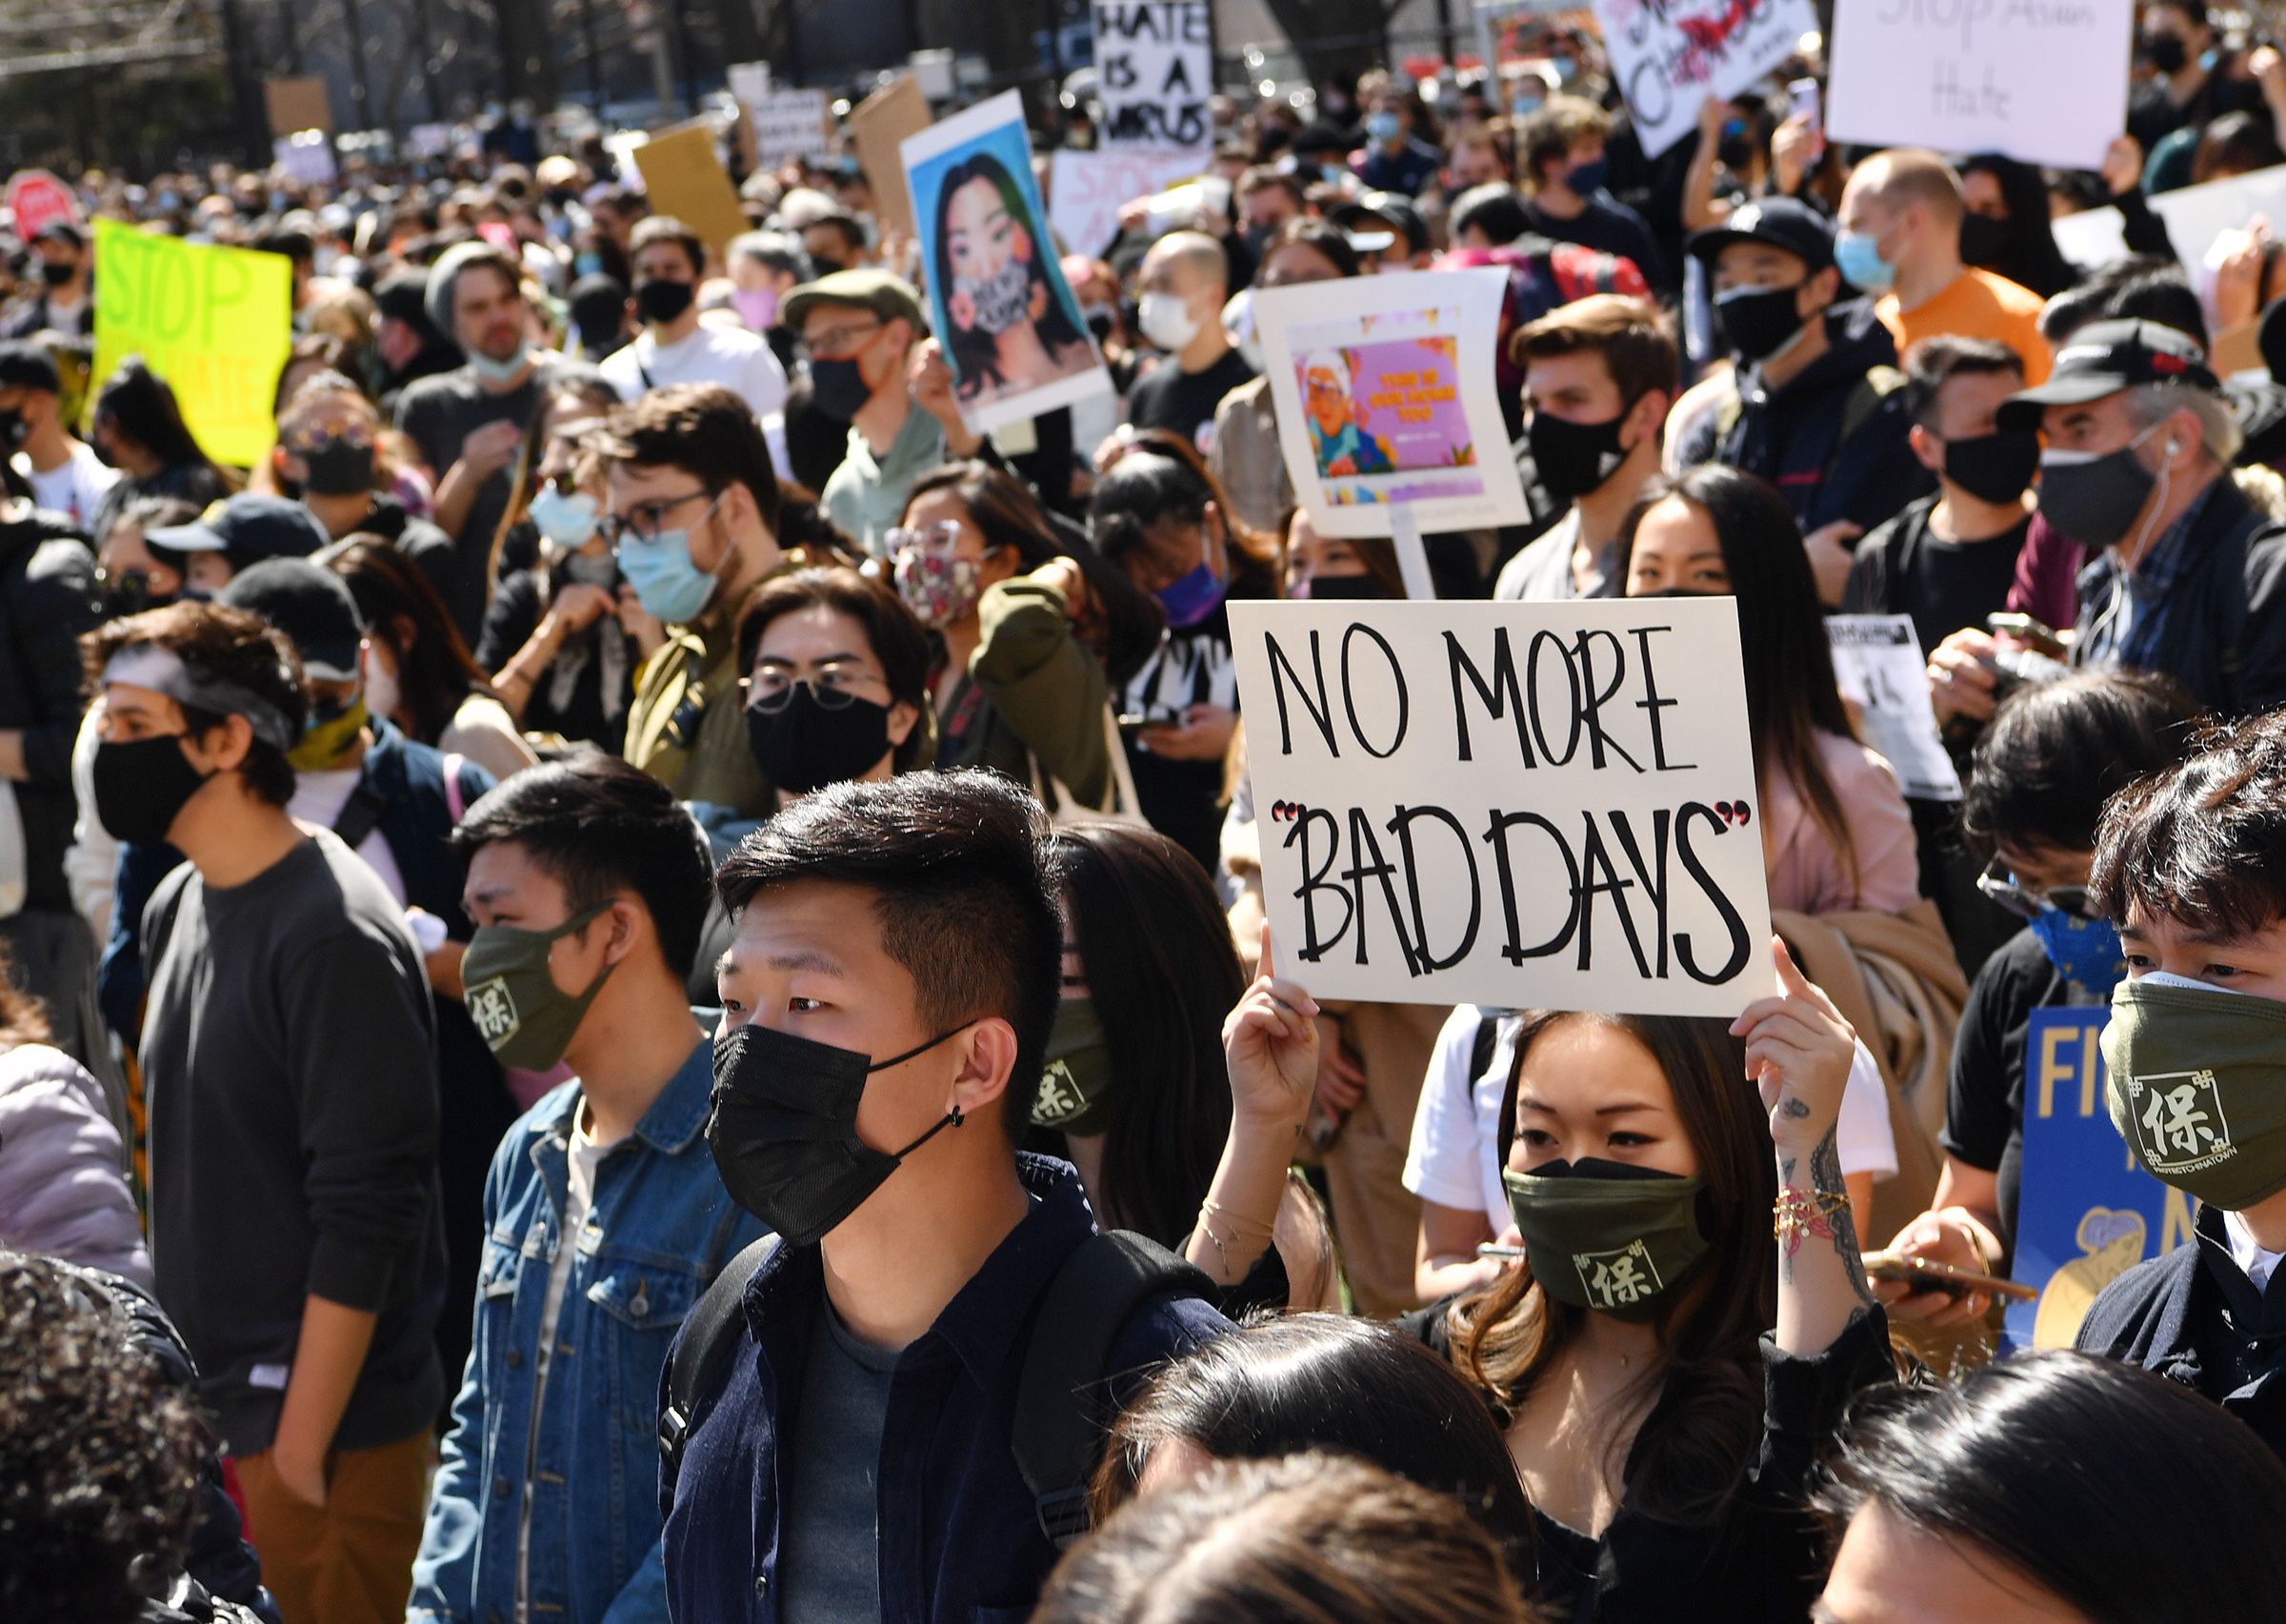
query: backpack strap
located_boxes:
[1827,365,1907,481]
[1011,1230,1214,1550]
[658,1233,783,1494]
[331,783,391,851]
[1469,1012,1500,1089]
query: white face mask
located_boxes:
[1138,291,1202,352]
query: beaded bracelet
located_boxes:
[1773,1186,1852,1248]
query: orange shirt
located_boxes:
[1876,267,2053,385]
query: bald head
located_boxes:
[1845,149,1965,226]
[1142,231,1231,303]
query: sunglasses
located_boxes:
[1975,860,2096,923]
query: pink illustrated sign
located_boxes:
[1297,333,1482,508]
[7,170,77,242]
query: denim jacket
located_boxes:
[410,1037,764,1624]
[660,1153,1229,1624]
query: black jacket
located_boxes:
[0,511,96,909]
[2096,473,2286,719]
[2076,1205,2286,1459]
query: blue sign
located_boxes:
[2005,1008,2194,1350]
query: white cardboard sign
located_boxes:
[1827,0,2132,170]
[1233,597,1775,1015]
[1594,0,1820,160]
[2053,161,2286,272]
[747,87,832,165]
[1046,148,1199,256]
[1093,1,1213,155]
[1826,614,1962,803]
[1254,268,1529,543]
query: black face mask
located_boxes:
[634,276,696,325]
[744,683,894,794]
[1942,429,2040,505]
[39,258,74,289]
[98,571,169,619]
[1714,284,1808,365]
[706,1020,971,1246]
[809,255,848,277]
[1528,407,1633,500]
[1086,310,1115,344]
[92,732,211,845]
[0,409,24,453]
[2037,437,2160,550]
[808,356,872,422]
[299,435,375,496]
[1295,573,1383,601]
[2143,33,2188,72]
[1958,211,2012,272]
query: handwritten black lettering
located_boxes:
[1264,629,1336,758]
[1340,622,1409,759]
[1387,805,1481,971]
[1674,801,1753,984]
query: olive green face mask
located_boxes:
[2104,973,2286,1211]
[1503,1159,1711,1322]
[461,904,615,1071]
[1033,996,1113,1136]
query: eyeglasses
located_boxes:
[795,319,881,362]
[743,668,885,712]
[1975,860,2096,922]
[883,519,963,557]
[597,489,716,548]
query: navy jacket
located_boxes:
[661,1154,1229,1623]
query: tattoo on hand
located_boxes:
[1813,1128,1878,1312]
[1781,1096,1813,1120]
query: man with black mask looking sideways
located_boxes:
[1673,198,1932,605]
[600,216,788,422]
[1497,293,1676,601]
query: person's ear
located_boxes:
[946,1015,1019,1124]
[1797,267,1839,319]
[886,697,920,752]
[977,543,1020,590]
[1909,421,1944,472]
[1623,388,1670,452]
[184,712,253,774]
[594,897,640,970]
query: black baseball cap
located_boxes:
[1685,197,1835,274]
[218,557,365,682]
[149,494,331,570]
[1996,318,2221,431]
[0,339,60,393]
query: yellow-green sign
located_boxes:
[92,217,292,469]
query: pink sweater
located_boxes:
[1761,730,1923,917]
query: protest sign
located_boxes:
[1594,0,1820,159]
[851,75,932,238]
[1232,597,1775,1015]
[264,74,332,137]
[5,170,77,242]
[632,123,748,251]
[2005,1009,2185,1350]
[748,87,833,167]
[1828,0,2131,170]
[903,91,1111,432]
[1255,268,1528,556]
[910,49,956,102]
[1093,1,1213,155]
[1826,615,1962,802]
[728,60,771,110]
[1047,148,1198,256]
[2055,161,2286,273]
[93,218,291,468]
[272,130,338,188]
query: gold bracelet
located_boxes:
[1199,1196,1274,1239]
[1773,1186,1851,1246]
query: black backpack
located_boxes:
[658,1228,1211,1549]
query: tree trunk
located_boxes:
[1257,0,1393,88]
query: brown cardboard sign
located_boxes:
[851,75,932,236]
[632,123,749,251]
[265,75,332,136]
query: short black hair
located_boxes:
[1817,1349,2286,1624]
[1899,333,2023,430]
[713,770,1063,1137]
[2092,708,2286,937]
[0,1253,203,1624]
[1960,670,2199,864]
[451,751,714,981]
[596,382,783,539]
[1451,183,1531,247]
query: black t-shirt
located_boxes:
[393,362,551,632]
[1124,349,1257,456]
[1522,195,1669,291]
[1842,494,2030,656]
[1941,927,2083,1257]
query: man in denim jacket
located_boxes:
[410,755,764,1624]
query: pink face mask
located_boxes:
[731,288,779,332]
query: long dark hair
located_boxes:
[903,460,1165,687]
[1052,822,1240,1250]
[1448,1010,1777,1527]
[931,151,1087,398]
[1090,442,1281,601]
[1618,466,1867,899]
[324,535,501,745]
[95,358,221,479]
[735,565,933,773]
[1816,1350,2286,1624]
[1959,154,2075,298]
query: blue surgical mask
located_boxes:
[2028,905,2127,1000]
[1566,156,1610,195]
[1322,164,1350,186]
[614,498,726,625]
[1835,230,1896,293]
[1155,560,1226,630]
[1366,110,1402,143]
[468,341,532,384]
[528,486,599,547]
[574,251,604,277]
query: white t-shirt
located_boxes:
[1402,1004,1900,1234]
[18,440,120,529]
[600,321,788,421]
[287,765,408,903]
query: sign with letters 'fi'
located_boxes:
[1828,0,2132,171]
[1594,0,1820,159]
[1233,597,1775,1016]
[1093,2,1213,156]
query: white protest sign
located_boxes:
[1093,1,1213,155]
[1595,0,1820,159]
[1233,598,1775,1015]
[1047,148,1198,254]
[1255,269,1529,544]
[728,60,771,111]
[1827,0,2131,170]
[1826,615,1962,803]
[2053,161,2286,271]
[272,131,337,186]
[748,88,832,166]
